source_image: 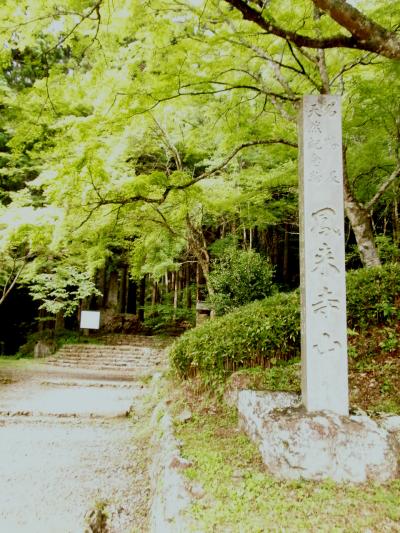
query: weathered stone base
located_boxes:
[238,391,399,483]
[34,340,56,358]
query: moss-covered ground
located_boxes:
[170,320,400,532]
[173,393,400,532]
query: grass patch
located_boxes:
[174,397,400,532]
[225,359,301,396]
[0,356,38,366]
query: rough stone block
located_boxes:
[34,340,56,358]
[238,391,399,483]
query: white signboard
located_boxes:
[80,311,100,330]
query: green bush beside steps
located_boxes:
[170,263,400,384]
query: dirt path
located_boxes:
[0,361,155,532]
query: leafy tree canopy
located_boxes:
[0,0,399,306]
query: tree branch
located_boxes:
[150,114,183,171]
[0,260,26,306]
[225,0,400,59]
[80,138,298,221]
[366,164,400,211]
[312,0,400,59]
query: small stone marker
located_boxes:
[299,95,349,416]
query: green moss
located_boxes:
[175,404,400,532]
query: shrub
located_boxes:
[375,235,400,264]
[346,263,400,328]
[208,247,275,316]
[170,291,300,384]
[170,263,400,384]
[143,304,195,333]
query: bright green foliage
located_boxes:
[27,265,100,316]
[376,235,400,264]
[208,246,275,315]
[0,204,60,304]
[170,291,300,383]
[0,0,399,310]
[170,263,400,384]
[346,263,400,329]
[143,303,195,333]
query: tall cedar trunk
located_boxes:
[186,264,192,308]
[164,273,169,294]
[151,281,159,306]
[196,263,200,302]
[139,277,145,322]
[283,224,289,283]
[55,311,64,331]
[173,271,178,320]
[343,173,381,267]
[120,266,128,314]
[394,192,399,245]
[126,280,137,314]
[106,271,120,312]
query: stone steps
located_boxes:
[48,352,161,358]
[48,357,160,366]
[50,361,159,370]
[51,350,161,357]
[58,344,157,351]
[46,340,167,372]
[99,335,167,347]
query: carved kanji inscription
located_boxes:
[313,332,342,356]
[311,208,341,236]
[312,286,340,316]
[312,242,340,276]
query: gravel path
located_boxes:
[0,361,155,532]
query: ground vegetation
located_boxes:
[0,0,398,350]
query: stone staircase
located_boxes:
[47,336,167,373]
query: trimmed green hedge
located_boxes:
[346,263,400,328]
[170,263,400,383]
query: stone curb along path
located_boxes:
[149,400,201,533]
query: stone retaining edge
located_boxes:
[148,400,200,533]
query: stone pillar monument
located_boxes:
[235,95,398,482]
[299,95,349,416]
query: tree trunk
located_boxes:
[186,264,192,309]
[120,266,128,314]
[126,280,137,314]
[55,311,64,331]
[283,224,290,283]
[173,271,178,320]
[393,190,399,245]
[186,217,214,298]
[106,271,120,312]
[151,281,159,306]
[139,277,146,322]
[343,173,381,267]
